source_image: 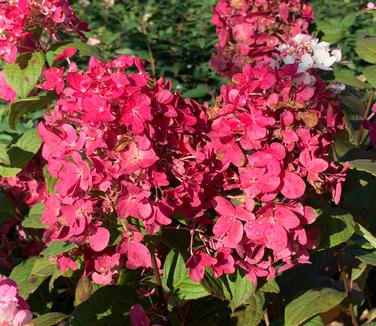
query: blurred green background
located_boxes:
[71,0,376,102]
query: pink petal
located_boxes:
[227,219,243,245]
[213,196,235,216]
[89,227,110,252]
[126,242,152,269]
[265,224,288,251]
[281,171,306,199]
[213,216,232,237]
[303,206,318,224]
[309,158,329,173]
[130,304,150,326]
[275,206,300,229]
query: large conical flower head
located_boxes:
[211,0,314,76]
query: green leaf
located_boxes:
[316,21,344,43]
[22,203,47,229]
[285,288,347,326]
[338,91,366,117]
[347,246,376,266]
[200,269,228,300]
[223,270,255,311]
[351,262,368,281]
[0,143,10,165]
[9,257,47,299]
[43,166,58,194]
[259,279,280,294]
[74,274,98,307]
[366,308,376,323]
[49,268,62,292]
[363,65,376,88]
[31,257,56,277]
[356,38,376,64]
[355,223,376,249]
[8,93,56,130]
[185,297,233,325]
[334,69,365,89]
[0,190,16,225]
[341,14,355,28]
[162,249,209,300]
[348,159,376,177]
[70,285,136,325]
[234,292,265,326]
[41,241,76,257]
[32,312,67,326]
[316,208,355,248]
[46,41,100,65]
[302,316,324,326]
[0,128,41,177]
[3,52,45,98]
[182,84,210,98]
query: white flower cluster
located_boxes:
[277,34,342,85]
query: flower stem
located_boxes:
[357,88,375,146]
[338,249,359,326]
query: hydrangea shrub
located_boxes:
[0,0,376,325]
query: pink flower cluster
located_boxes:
[37,50,347,287]
[0,0,86,63]
[211,0,314,76]
[0,155,47,209]
[0,276,32,326]
[38,55,212,285]
[186,59,348,283]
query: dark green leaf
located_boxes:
[349,159,376,177]
[234,292,265,326]
[338,90,366,117]
[8,93,56,130]
[302,316,324,326]
[316,208,355,248]
[347,246,376,266]
[223,270,255,311]
[185,297,234,326]
[285,288,347,326]
[32,312,67,326]
[355,223,376,249]
[0,190,16,225]
[74,274,98,307]
[70,285,136,325]
[162,249,209,300]
[201,270,228,300]
[0,128,41,177]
